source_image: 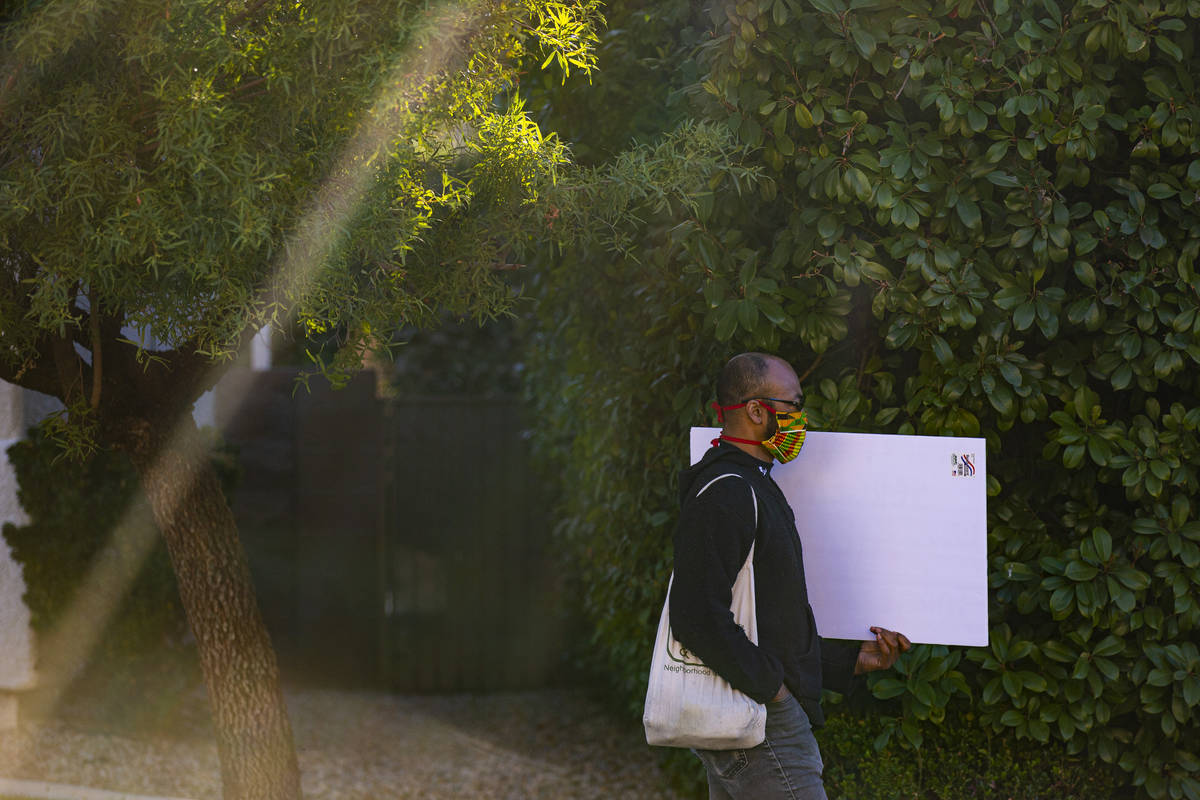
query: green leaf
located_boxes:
[818,214,839,241]
[1065,561,1098,581]
[1184,678,1200,707]
[851,25,877,57]
[988,384,1015,416]
[1147,668,1172,687]
[998,361,1022,387]
[956,199,981,229]
[1075,231,1098,255]
[1189,160,1200,185]
[988,171,1020,188]
[994,287,1026,311]
[737,299,758,332]
[1073,260,1096,287]
[1087,436,1112,466]
[1014,302,1036,330]
[795,103,815,128]
[931,335,954,365]
[1115,567,1149,591]
[1113,585,1135,612]
[986,141,1010,163]
[1021,671,1047,692]
[739,116,763,147]
[967,107,988,132]
[1092,528,1112,561]
[759,298,789,325]
[846,167,872,201]
[1050,586,1074,614]
[1000,709,1024,727]
[911,679,935,707]
[1042,640,1076,662]
[715,304,738,341]
[1126,28,1148,53]
[1011,228,1035,248]
[1147,183,1176,199]
[872,677,907,699]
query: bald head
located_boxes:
[714,353,803,459]
[716,352,794,407]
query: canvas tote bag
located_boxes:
[643,473,765,749]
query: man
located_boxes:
[670,352,911,799]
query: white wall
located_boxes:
[194,325,272,429]
[0,382,41,693]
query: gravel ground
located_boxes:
[0,682,687,800]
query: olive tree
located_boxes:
[0,0,598,797]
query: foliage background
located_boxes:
[0,0,603,409]
[524,0,1200,797]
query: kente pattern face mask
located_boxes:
[710,402,808,463]
[760,408,807,462]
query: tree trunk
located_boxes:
[122,415,302,800]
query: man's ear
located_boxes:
[745,399,767,426]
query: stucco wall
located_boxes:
[0,437,33,691]
[0,380,58,691]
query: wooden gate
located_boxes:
[380,396,562,691]
[218,371,562,690]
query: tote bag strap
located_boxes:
[694,473,758,563]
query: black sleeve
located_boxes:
[819,638,861,695]
[668,475,785,704]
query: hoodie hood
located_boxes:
[677,440,773,506]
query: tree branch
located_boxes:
[0,343,63,399]
[797,352,823,384]
[89,295,102,409]
[50,332,89,407]
[106,331,229,415]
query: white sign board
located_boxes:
[690,429,988,646]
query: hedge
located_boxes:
[526,1,1200,797]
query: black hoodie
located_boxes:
[668,441,858,727]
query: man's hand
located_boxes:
[854,627,912,675]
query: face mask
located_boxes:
[761,408,807,463]
[711,402,808,463]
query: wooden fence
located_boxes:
[217,369,563,691]
[382,397,562,691]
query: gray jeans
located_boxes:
[692,693,828,800]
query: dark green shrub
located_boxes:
[656,701,1124,799]
[821,704,1126,800]
[527,0,1200,797]
[2,428,235,662]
